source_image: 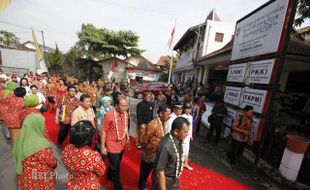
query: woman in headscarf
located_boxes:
[1,82,16,139]
[20,94,40,124]
[62,120,105,190]
[12,113,57,189]
[6,87,26,143]
[96,96,113,134]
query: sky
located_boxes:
[0,0,308,63]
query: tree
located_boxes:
[0,30,20,47]
[159,56,177,82]
[47,44,64,74]
[294,0,310,27]
[75,23,142,60]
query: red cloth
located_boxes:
[102,109,128,153]
[18,148,57,190]
[20,108,40,125]
[62,144,105,190]
[5,94,24,128]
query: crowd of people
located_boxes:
[0,69,255,190]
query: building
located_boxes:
[173,10,235,83]
[126,55,161,85]
[22,41,56,54]
[98,57,134,82]
[0,45,42,75]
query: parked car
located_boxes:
[134,82,168,99]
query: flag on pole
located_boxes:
[168,25,175,49]
[32,30,43,61]
[0,0,11,12]
[32,29,48,74]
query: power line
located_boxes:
[0,19,41,32]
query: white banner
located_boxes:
[231,0,289,60]
[245,59,276,84]
[227,63,247,83]
[240,87,268,114]
[224,86,243,106]
[223,107,239,127]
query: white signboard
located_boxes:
[245,59,276,84]
[240,87,268,114]
[223,107,239,127]
[224,86,243,106]
[227,63,247,83]
[231,0,290,60]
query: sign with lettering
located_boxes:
[240,87,270,114]
[223,107,239,127]
[245,59,276,84]
[224,86,242,106]
[227,63,247,83]
[231,0,290,60]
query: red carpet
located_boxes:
[44,109,252,190]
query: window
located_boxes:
[215,32,224,42]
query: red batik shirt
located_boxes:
[62,144,105,190]
[102,109,128,153]
[18,148,57,190]
[5,94,24,128]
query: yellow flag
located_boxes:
[32,30,43,61]
[0,0,11,12]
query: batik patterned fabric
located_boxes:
[5,94,24,128]
[18,148,57,190]
[62,144,105,190]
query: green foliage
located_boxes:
[294,0,310,27]
[47,44,64,73]
[74,23,142,60]
[0,30,20,47]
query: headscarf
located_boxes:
[12,113,52,174]
[96,96,113,133]
[24,94,39,108]
[3,82,16,99]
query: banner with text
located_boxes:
[245,59,276,84]
[227,63,248,83]
[224,86,243,106]
[239,87,270,114]
[231,0,290,60]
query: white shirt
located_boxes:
[33,92,46,110]
[166,112,180,133]
[181,113,193,139]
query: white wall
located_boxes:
[203,20,235,56]
[0,48,37,73]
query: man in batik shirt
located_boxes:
[138,104,171,190]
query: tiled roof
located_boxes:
[156,55,177,67]
[0,44,35,52]
[126,55,161,72]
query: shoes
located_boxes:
[184,165,193,171]
[137,145,142,149]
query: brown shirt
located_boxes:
[71,106,95,126]
[57,95,80,124]
[141,118,166,163]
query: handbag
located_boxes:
[40,102,48,113]
[208,114,214,123]
[56,97,67,122]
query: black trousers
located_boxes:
[58,123,71,145]
[195,117,202,136]
[229,139,246,165]
[206,121,223,143]
[107,151,124,190]
[138,160,154,190]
